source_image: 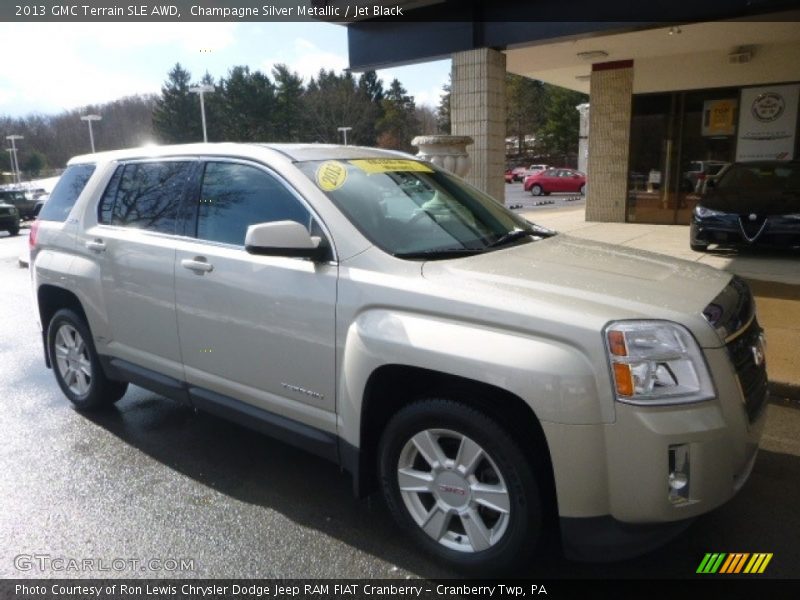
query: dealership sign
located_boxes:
[736,84,799,161]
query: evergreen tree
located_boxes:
[152,63,201,143]
[218,66,276,142]
[436,75,451,134]
[357,70,385,145]
[506,74,546,157]
[272,64,305,142]
[540,85,588,165]
[302,69,376,145]
[377,79,418,152]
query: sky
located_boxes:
[0,22,451,118]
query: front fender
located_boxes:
[336,308,607,449]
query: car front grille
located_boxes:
[726,317,769,422]
[705,277,769,423]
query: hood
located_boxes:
[701,189,800,215]
[422,235,730,346]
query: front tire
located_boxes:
[378,399,544,574]
[531,184,543,197]
[48,309,128,410]
[690,241,708,252]
[8,226,19,236]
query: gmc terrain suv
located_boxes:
[31,144,767,573]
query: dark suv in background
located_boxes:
[0,190,37,220]
[0,197,20,235]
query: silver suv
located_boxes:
[31,143,767,573]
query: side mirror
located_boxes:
[245,220,328,261]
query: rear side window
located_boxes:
[98,161,193,234]
[37,164,96,222]
[195,162,311,246]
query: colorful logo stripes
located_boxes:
[697,552,773,574]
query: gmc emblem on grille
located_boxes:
[751,344,765,367]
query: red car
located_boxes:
[504,169,514,183]
[523,168,586,196]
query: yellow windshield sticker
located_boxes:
[316,161,348,191]
[350,159,433,174]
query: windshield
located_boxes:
[716,162,800,193]
[297,158,553,258]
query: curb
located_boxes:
[770,382,800,409]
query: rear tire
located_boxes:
[580,184,586,196]
[47,309,128,410]
[378,398,545,575]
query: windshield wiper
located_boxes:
[486,228,536,248]
[487,225,557,249]
[394,248,486,260]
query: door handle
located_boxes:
[181,257,214,273]
[85,239,106,252]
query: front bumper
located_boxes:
[692,215,800,248]
[543,344,767,560]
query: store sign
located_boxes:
[736,84,799,161]
[702,99,737,136]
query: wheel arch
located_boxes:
[352,364,558,521]
[37,285,90,368]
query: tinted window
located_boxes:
[37,164,96,222]
[105,161,192,233]
[196,162,310,246]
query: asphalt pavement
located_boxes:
[1,229,799,579]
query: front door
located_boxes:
[173,160,337,432]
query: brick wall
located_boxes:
[585,61,634,222]
[451,48,507,203]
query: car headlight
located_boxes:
[604,321,715,405]
[694,205,725,218]
[9,207,17,216]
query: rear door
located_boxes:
[85,159,197,381]
[173,159,338,433]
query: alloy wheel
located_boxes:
[396,428,511,553]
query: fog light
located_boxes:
[668,444,690,504]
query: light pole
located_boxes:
[80,114,102,153]
[337,126,352,146]
[5,135,23,185]
[5,149,15,185]
[189,85,215,143]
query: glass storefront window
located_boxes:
[627,88,739,225]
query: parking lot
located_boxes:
[1,229,799,579]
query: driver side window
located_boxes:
[196,162,313,246]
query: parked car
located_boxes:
[0,198,20,235]
[504,168,514,183]
[32,143,766,573]
[510,166,528,182]
[691,160,800,251]
[524,168,586,196]
[683,160,729,193]
[0,189,37,219]
[33,194,49,217]
[524,164,549,178]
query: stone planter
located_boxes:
[411,135,474,177]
